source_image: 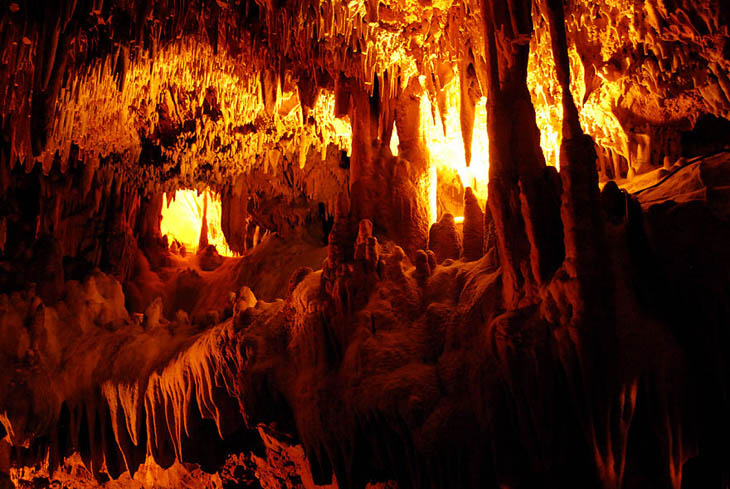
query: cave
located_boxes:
[1,0,730,488]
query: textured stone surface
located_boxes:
[428,214,462,263]
[0,0,729,488]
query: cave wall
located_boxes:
[530,0,730,177]
[2,0,730,262]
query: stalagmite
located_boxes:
[413,249,432,285]
[483,0,564,305]
[348,77,431,255]
[428,213,462,263]
[461,188,484,261]
[541,0,609,315]
[354,219,374,265]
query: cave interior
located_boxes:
[1,0,730,488]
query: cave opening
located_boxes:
[160,189,240,257]
[2,0,730,488]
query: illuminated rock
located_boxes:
[0,0,729,487]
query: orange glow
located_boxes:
[318,91,353,155]
[422,81,490,204]
[390,74,490,224]
[527,25,614,173]
[527,28,563,171]
[389,122,439,225]
[161,189,238,257]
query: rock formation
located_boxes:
[1,0,730,488]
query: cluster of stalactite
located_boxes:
[2,0,729,224]
[0,0,462,176]
[527,0,730,179]
[2,0,358,261]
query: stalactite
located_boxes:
[347,77,430,255]
[220,177,249,254]
[136,194,164,248]
[482,0,563,307]
[297,71,320,120]
[199,190,210,251]
[459,59,480,168]
[393,77,432,247]
[260,67,281,117]
[540,0,608,317]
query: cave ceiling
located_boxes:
[3,0,729,187]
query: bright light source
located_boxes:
[388,75,491,225]
[421,75,490,222]
[161,189,238,257]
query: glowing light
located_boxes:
[453,216,465,224]
[390,124,400,156]
[423,87,490,203]
[314,90,353,158]
[160,189,238,257]
[390,75,490,223]
[415,73,490,224]
[527,24,615,173]
[428,165,438,225]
